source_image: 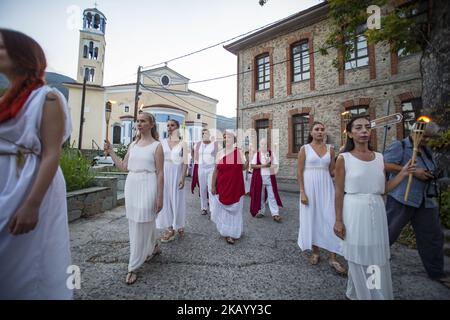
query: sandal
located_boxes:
[273,215,282,223]
[145,243,162,262]
[125,272,137,285]
[160,229,176,243]
[201,209,208,215]
[434,276,450,289]
[329,260,347,275]
[178,228,185,238]
[225,237,235,245]
[309,253,320,265]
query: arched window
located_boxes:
[113,125,121,144]
[86,13,92,28]
[256,53,270,90]
[94,47,99,60]
[89,68,95,82]
[84,68,90,81]
[94,14,100,30]
[292,40,310,82]
[292,114,309,153]
[345,24,369,70]
[255,118,269,148]
[83,45,88,58]
[89,41,94,59]
[347,106,368,117]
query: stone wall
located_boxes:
[67,176,117,222]
[96,172,127,192]
[236,14,422,181]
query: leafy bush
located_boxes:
[115,143,129,160]
[60,147,95,192]
[397,188,450,248]
[440,189,450,229]
[398,223,417,249]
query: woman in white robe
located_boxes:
[210,131,246,244]
[105,111,164,285]
[297,122,346,274]
[0,29,72,299]
[156,119,188,242]
[334,116,414,300]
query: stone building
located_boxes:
[224,1,425,181]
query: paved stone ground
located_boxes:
[70,183,450,300]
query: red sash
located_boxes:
[249,150,283,216]
[216,148,245,205]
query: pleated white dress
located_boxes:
[125,141,160,272]
[0,86,73,299]
[298,144,342,255]
[209,149,245,239]
[341,152,393,300]
[210,197,244,239]
[156,139,186,230]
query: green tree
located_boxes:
[260,0,449,176]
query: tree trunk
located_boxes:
[421,0,450,126]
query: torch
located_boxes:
[404,115,431,202]
[341,111,350,148]
[105,101,112,158]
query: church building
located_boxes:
[64,7,218,150]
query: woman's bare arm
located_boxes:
[155,143,164,213]
[333,155,346,240]
[9,92,65,235]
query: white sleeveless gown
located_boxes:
[341,152,393,300]
[156,139,186,230]
[125,141,160,272]
[0,86,73,299]
[298,144,342,255]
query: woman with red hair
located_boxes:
[0,29,73,299]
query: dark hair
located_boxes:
[341,115,373,153]
[0,29,46,122]
[307,121,325,143]
[168,119,181,139]
[168,119,180,129]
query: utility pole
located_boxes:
[134,66,142,122]
[78,73,87,150]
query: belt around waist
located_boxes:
[345,193,382,196]
[0,150,36,156]
[304,166,328,170]
[128,170,156,174]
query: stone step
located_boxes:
[117,192,125,207]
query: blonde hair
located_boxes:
[135,111,159,143]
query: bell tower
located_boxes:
[76,7,107,86]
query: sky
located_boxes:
[0,0,322,118]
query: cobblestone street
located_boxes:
[70,184,450,300]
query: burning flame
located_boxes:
[417,116,431,123]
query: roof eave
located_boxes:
[224,2,328,55]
